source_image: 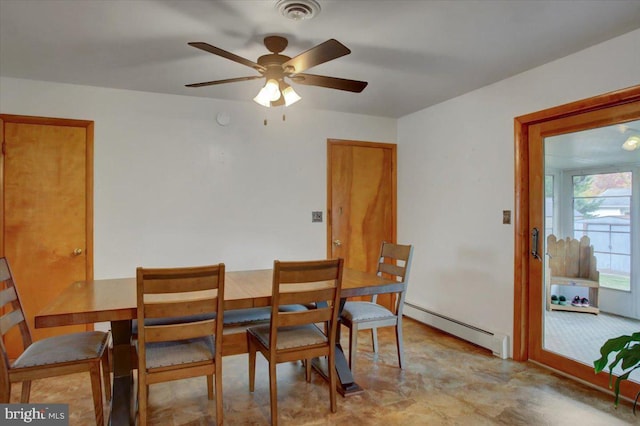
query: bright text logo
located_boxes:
[1,404,68,425]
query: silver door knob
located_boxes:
[73,248,83,256]
[333,240,342,247]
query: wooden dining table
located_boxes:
[35,267,401,426]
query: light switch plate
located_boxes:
[503,210,511,224]
[312,211,323,223]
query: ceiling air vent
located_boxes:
[276,0,321,21]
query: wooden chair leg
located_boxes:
[328,353,337,413]
[268,361,278,426]
[101,351,112,402]
[396,321,404,369]
[207,375,214,400]
[0,381,10,403]
[138,371,147,426]
[348,324,358,373]
[89,362,104,426]
[20,380,31,403]
[305,358,312,382]
[248,337,256,392]
[371,327,379,353]
[215,360,223,426]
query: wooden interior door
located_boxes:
[327,139,396,307]
[0,115,93,358]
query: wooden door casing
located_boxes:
[0,114,94,358]
[327,139,396,307]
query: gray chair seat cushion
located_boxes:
[341,301,395,322]
[133,307,275,335]
[225,306,305,323]
[224,307,271,325]
[278,304,309,313]
[132,313,216,335]
[12,331,109,369]
[248,324,327,350]
[139,336,216,370]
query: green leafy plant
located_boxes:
[594,332,640,414]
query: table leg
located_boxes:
[311,298,364,396]
[108,320,134,426]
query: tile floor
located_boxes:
[545,310,640,380]
[9,318,639,425]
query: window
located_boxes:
[545,175,554,239]
[572,172,632,291]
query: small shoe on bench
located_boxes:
[558,296,567,306]
[551,295,559,305]
[581,297,590,307]
[571,296,582,307]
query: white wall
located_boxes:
[0,78,396,277]
[2,28,639,358]
[398,28,640,355]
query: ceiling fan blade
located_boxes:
[185,76,263,88]
[291,73,368,93]
[282,39,351,74]
[188,42,266,72]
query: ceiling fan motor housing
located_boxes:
[258,53,291,81]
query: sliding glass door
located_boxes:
[527,103,640,399]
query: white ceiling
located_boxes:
[1,0,639,118]
[546,120,640,170]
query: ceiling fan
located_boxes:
[185,36,368,107]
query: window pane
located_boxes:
[572,172,631,291]
[545,175,554,239]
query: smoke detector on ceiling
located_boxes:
[276,0,321,21]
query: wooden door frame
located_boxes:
[513,86,640,361]
[326,139,397,258]
[513,85,640,398]
[0,114,94,280]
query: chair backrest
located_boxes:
[0,258,33,393]
[376,242,413,315]
[547,235,599,281]
[136,264,225,367]
[269,259,344,352]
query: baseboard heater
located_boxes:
[404,302,509,359]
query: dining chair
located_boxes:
[341,242,413,373]
[0,257,111,425]
[247,258,344,426]
[136,264,225,426]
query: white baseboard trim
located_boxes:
[404,302,509,359]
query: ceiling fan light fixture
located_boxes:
[622,135,640,151]
[253,92,272,107]
[282,84,301,106]
[254,79,282,107]
[264,79,281,101]
[275,0,321,21]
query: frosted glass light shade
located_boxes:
[253,88,272,107]
[253,79,282,107]
[282,85,301,106]
[263,79,281,101]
